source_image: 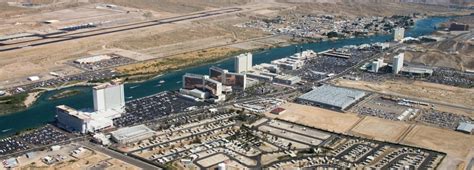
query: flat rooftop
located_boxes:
[457,122,474,133]
[93,80,123,90]
[297,85,366,110]
[401,66,434,75]
[110,124,154,142]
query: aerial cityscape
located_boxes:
[0,0,473,169]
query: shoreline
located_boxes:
[24,91,41,107]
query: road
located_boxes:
[81,142,161,170]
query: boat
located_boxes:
[159,80,165,84]
[2,128,12,133]
[130,85,139,89]
[127,96,133,99]
[152,74,163,79]
[176,81,181,84]
[155,84,162,87]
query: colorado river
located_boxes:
[0,16,450,138]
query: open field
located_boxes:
[274,102,362,133]
[332,79,474,111]
[402,124,474,169]
[349,116,410,142]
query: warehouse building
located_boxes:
[110,125,155,144]
[456,122,474,135]
[74,55,112,64]
[273,75,301,85]
[297,85,367,111]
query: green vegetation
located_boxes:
[164,162,178,170]
[0,93,28,115]
[48,90,81,100]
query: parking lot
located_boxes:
[114,91,208,127]
[6,70,120,94]
[70,54,136,71]
[0,125,77,155]
[288,47,376,82]
[350,94,415,121]
[417,110,473,130]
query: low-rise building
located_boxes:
[297,85,366,111]
[273,75,301,85]
[456,122,474,134]
[449,23,469,31]
[110,125,155,144]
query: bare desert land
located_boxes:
[333,79,474,111]
[348,116,411,142]
[275,102,362,133]
[402,125,474,170]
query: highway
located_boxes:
[0,7,242,52]
[81,141,162,170]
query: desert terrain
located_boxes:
[332,78,474,111]
[0,0,471,89]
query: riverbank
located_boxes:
[0,93,28,116]
[47,90,82,101]
[0,16,452,138]
[117,47,250,76]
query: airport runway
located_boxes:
[0,7,242,52]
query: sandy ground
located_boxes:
[115,46,242,75]
[402,125,474,170]
[24,91,41,107]
[348,116,410,142]
[274,102,362,133]
[332,79,474,111]
[196,153,230,168]
[14,143,140,170]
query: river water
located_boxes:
[0,16,450,138]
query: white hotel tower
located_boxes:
[56,80,125,134]
[234,53,253,73]
[93,81,125,112]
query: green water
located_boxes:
[0,16,450,138]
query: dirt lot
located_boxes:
[404,32,474,70]
[349,116,410,142]
[275,102,362,133]
[402,124,474,169]
[332,79,474,111]
[16,144,140,170]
